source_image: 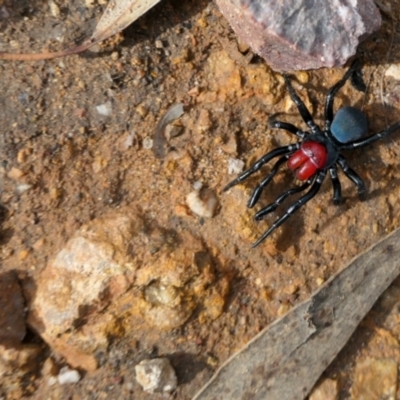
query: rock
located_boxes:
[186,188,218,218]
[135,358,177,394]
[28,211,229,370]
[0,270,26,345]
[216,0,381,71]
[351,358,398,400]
[57,366,81,385]
[28,212,144,370]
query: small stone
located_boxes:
[57,366,81,385]
[277,303,291,316]
[110,51,119,61]
[227,158,245,174]
[315,277,324,286]
[135,104,148,118]
[16,184,32,194]
[186,188,218,218]
[193,181,203,190]
[143,137,153,150]
[385,64,400,80]
[96,102,113,117]
[135,358,177,394]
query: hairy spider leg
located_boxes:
[254,180,312,220]
[340,121,400,150]
[248,156,289,208]
[283,74,319,134]
[268,120,307,139]
[324,59,360,131]
[329,166,342,204]
[223,144,300,192]
[337,156,367,197]
[252,171,326,247]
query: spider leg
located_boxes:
[254,180,312,220]
[268,119,307,139]
[223,144,300,191]
[283,74,319,134]
[252,171,326,247]
[340,121,400,149]
[324,59,360,129]
[329,166,342,204]
[337,156,366,198]
[248,155,289,208]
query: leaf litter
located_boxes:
[0,0,161,61]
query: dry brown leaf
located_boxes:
[0,0,161,61]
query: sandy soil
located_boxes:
[1,0,400,398]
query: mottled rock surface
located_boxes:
[28,212,144,370]
[28,210,229,371]
[216,0,381,70]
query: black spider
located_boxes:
[223,60,400,247]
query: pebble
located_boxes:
[16,183,32,194]
[57,366,81,385]
[227,158,245,174]
[186,188,218,218]
[142,137,153,150]
[135,358,177,394]
[385,64,400,80]
[96,102,113,117]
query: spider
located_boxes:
[223,59,400,247]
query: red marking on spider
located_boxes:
[287,141,328,180]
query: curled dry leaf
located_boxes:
[0,0,161,61]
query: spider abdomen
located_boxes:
[330,106,368,143]
[288,141,327,180]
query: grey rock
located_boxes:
[217,0,381,71]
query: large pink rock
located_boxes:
[217,0,381,71]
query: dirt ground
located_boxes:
[1,0,400,399]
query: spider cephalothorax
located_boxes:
[224,60,400,247]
